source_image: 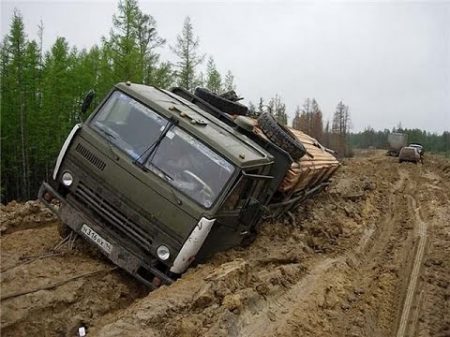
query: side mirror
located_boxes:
[81,90,95,114]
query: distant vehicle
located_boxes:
[408,143,424,156]
[399,146,421,164]
[387,133,408,156]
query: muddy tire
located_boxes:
[57,221,73,239]
[194,87,248,116]
[257,112,306,160]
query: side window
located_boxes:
[222,177,246,211]
[221,170,259,211]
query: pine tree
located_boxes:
[292,106,301,130]
[205,56,222,93]
[1,10,30,200]
[257,97,264,115]
[149,61,174,89]
[23,40,42,194]
[294,98,323,140]
[171,16,204,91]
[106,0,164,84]
[41,37,75,155]
[323,120,331,148]
[267,95,287,125]
[247,101,259,118]
[331,101,351,157]
[107,0,141,81]
[311,99,323,141]
[97,42,116,97]
[223,70,235,92]
[300,98,312,134]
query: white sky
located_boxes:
[1,0,449,133]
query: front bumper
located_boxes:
[38,182,174,287]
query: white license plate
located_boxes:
[81,224,113,254]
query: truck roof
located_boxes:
[115,83,273,169]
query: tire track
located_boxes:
[395,193,428,337]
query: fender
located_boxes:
[170,217,215,274]
[53,123,81,180]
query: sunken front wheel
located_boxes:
[257,112,306,160]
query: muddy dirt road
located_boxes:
[1,151,449,337]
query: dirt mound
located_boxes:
[1,150,449,337]
[0,200,56,234]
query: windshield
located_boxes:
[91,90,235,208]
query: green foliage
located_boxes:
[349,128,450,154]
[1,10,30,200]
[205,56,222,93]
[105,0,166,85]
[171,16,204,91]
[1,6,237,202]
[222,70,235,92]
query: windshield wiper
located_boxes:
[100,129,116,140]
[133,117,178,168]
[147,163,173,181]
[130,117,183,205]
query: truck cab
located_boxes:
[39,83,283,286]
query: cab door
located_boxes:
[196,169,271,261]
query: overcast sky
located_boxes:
[1,0,449,133]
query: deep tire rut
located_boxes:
[396,194,428,337]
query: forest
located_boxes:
[1,0,448,203]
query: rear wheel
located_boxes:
[257,112,306,160]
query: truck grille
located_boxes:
[74,182,153,252]
[76,143,106,171]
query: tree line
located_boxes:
[349,127,450,154]
[2,0,448,202]
[248,96,352,157]
[249,93,448,158]
[1,0,236,202]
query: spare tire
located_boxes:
[258,112,306,160]
[194,87,248,116]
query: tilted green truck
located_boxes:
[39,83,339,287]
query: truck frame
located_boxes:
[39,83,339,287]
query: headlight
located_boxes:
[61,172,73,187]
[157,245,170,261]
